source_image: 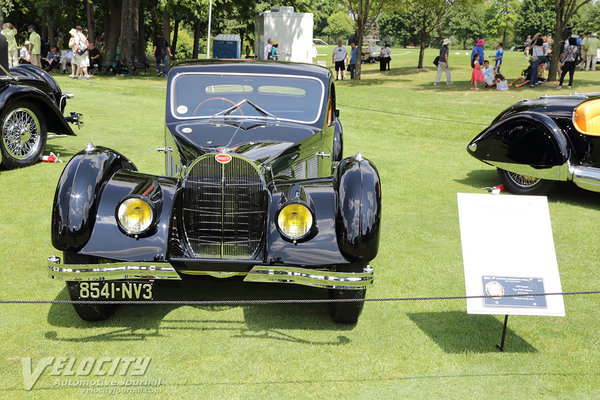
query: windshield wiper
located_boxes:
[211,99,279,124]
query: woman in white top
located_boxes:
[529,37,546,87]
[74,26,90,79]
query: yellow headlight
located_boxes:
[277,203,313,239]
[117,198,154,234]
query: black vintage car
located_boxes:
[468,94,600,195]
[0,64,81,169]
[47,61,381,324]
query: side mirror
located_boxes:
[334,109,340,118]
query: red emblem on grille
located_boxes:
[215,154,232,164]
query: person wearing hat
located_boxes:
[28,25,41,67]
[471,39,485,63]
[269,40,284,61]
[585,33,600,71]
[1,23,18,67]
[434,38,452,86]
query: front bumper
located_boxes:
[47,256,374,290]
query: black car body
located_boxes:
[0,64,81,169]
[467,94,600,194]
[47,61,381,323]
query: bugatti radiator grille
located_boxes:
[182,155,267,259]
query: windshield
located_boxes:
[170,72,325,124]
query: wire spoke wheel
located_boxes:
[506,171,541,188]
[2,108,41,159]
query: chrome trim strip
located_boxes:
[484,160,570,181]
[47,257,182,281]
[244,265,374,290]
[570,165,600,193]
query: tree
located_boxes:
[548,0,593,81]
[514,0,555,41]
[485,0,519,45]
[377,11,416,46]
[323,11,354,41]
[347,0,387,80]
[119,0,139,71]
[446,3,487,49]
[313,0,344,38]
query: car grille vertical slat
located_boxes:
[182,155,266,259]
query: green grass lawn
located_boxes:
[2,48,600,399]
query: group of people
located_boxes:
[263,38,285,61]
[0,23,103,79]
[331,41,358,80]
[469,40,505,90]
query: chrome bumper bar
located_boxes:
[47,256,374,290]
[47,256,181,281]
[244,265,374,290]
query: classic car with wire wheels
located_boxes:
[47,60,381,324]
[0,64,82,169]
[467,93,600,195]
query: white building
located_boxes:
[255,7,314,63]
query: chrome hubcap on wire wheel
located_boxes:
[2,108,40,159]
[507,171,540,188]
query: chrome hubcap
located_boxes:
[508,171,541,188]
[2,108,40,159]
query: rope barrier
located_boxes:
[1,290,598,305]
[338,103,489,126]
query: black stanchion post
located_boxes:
[496,315,509,352]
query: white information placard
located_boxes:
[457,193,565,316]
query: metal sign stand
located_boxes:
[496,315,509,352]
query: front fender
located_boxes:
[467,112,570,177]
[335,154,382,262]
[51,146,136,251]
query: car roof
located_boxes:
[169,59,332,81]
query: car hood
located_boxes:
[167,120,321,166]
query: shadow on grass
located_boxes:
[44,141,80,159]
[408,311,537,353]
[456,169,600,211]
[45,278,355,344]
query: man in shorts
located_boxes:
[332,40,348,80]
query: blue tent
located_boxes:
[213,34,241,59]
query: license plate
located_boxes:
[78,282,153,300]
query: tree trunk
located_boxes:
[87,0,95,43]
[102,0,111,39]
[120,0,139,71]
[502,27,507,45]
[171,19,180,56]
[192,19,200,59]
[548,18,564,82]
[137,0,145,59]
[46,8,55,47]
[162,7,170,46]
[354,19,364,80]
[417,10,426,69]
[105,0,122,63]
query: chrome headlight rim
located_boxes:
[115,195,157,237]
[275,200,317,242]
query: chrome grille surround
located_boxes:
[182,154,267,259]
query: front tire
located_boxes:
[497,168,555,195]
[329,289,366,324]
[0,101,47,169]
[64,252,118,321]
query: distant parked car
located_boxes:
[361,39,381,63]
[468,94,600,195]
[47,60,382,324]
[0,64,81,169]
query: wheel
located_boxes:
[0,101,47,169]
[329,288,366,324]
[497,168,555,195]
[64,251,118,321]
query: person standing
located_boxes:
[153,32,172,77]
[557,36,578,90]
[524,35,532,53]
[1,23,18,68]
[529,37,546,86]
[68,28,78,78]
[74,26,90,79]
[491,42,503,73]
[434,38,452,86]
[348,42,357,79]
[264,38,272,60]
[332,40,348,80]
[380,43,391,71]
[27,25,41,68]
[471,39,484,62]
[586,33,600,71]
